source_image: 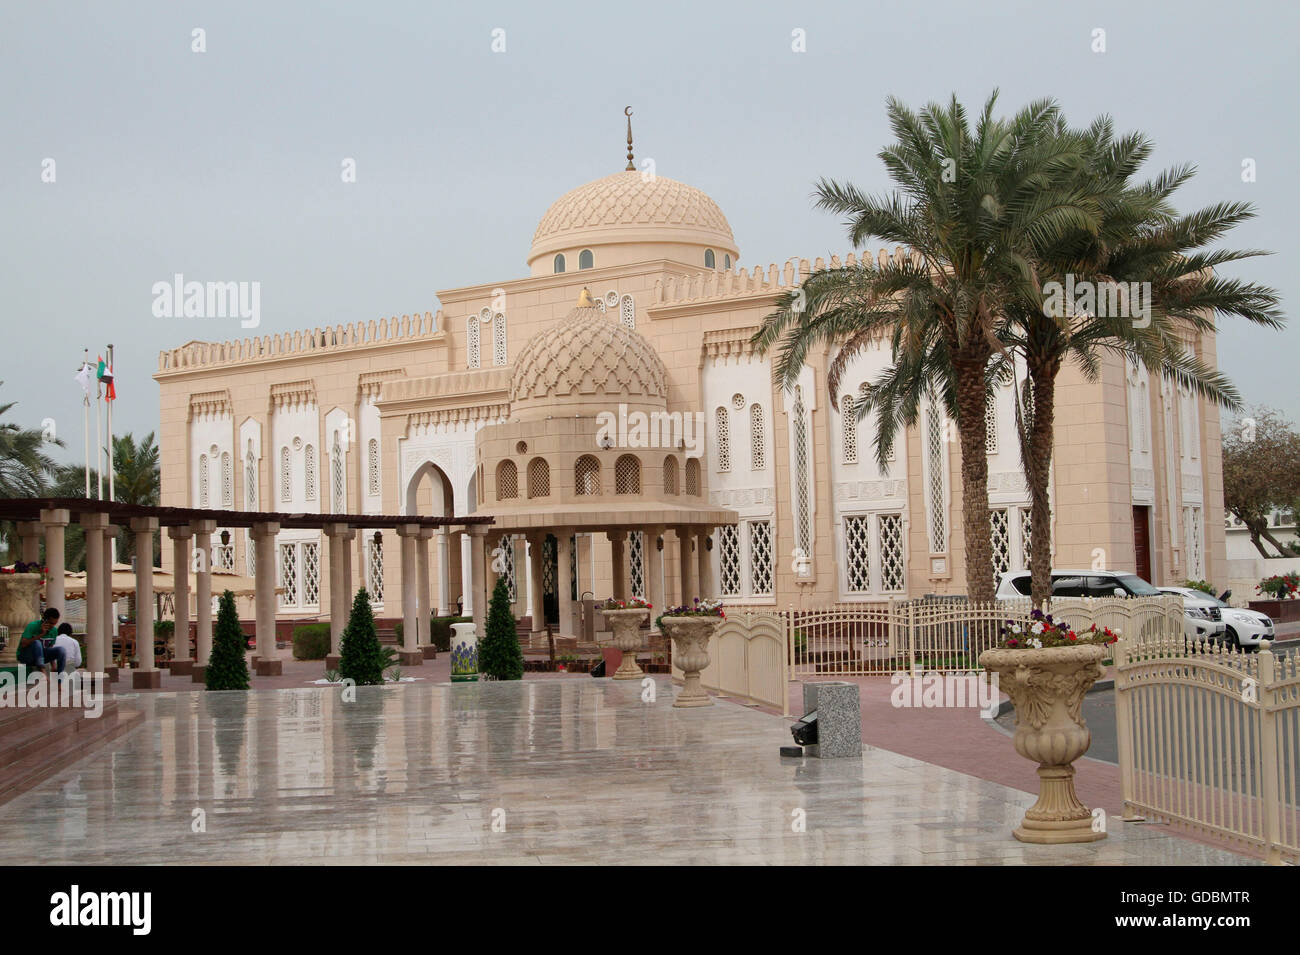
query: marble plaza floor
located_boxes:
[2,677,1253,865]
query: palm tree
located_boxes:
[0,382,64,562]
[753,92,1100,602]
[110,432,161,566]
[998,118,1284,604]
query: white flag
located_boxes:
[75,361,94,397]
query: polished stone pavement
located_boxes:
[3,678,1253,865]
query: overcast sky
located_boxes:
[2,0,1295,465]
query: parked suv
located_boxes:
[995,569,1225,641]
[1158,587,1275,651]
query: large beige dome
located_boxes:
[509,298,668,420]
[527,171,738,274]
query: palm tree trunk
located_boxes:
[1026,362,1058,608]
[954,354,995,603]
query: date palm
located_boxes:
[998,118,1284,604]
[754,92,1100,602]
[110,432,161,566]
[0,382,63,562]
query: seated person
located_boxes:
[17,608,67,675]
[53,623,82,672]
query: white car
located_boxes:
[1158,587,1275,651]
[996,569,1226,642]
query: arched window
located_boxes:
[491,312,507,366]
[715,407,731,472]
[842,395,858,464]
[575,455,601,496]
[279,447,292,503]
[367,438,380,496]
[619,293,635,330]
[198,454,209,507]
[220,452,233,506]
[304,444,317,501]
[615,455,641,494]
[704,249,716,269]
[553,253,566,274]
[466,314,480,369]
[331,433,345,512]
[527,458,550,498]
[684,457,700,496]
[663,455,678,494]
[750,404,766,470]
[245,446,257,510]
[724,254,731,270]
[496,460,518,500]
[578,249,594,270]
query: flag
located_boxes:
[96,354,116,401]
[75,361,94,398]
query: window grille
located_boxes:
[925,407,947,552]
[793,388,811,554]
[615,454,640,494]
[280,447,291,504]
[844,516,871,593]
[527,458,550,498]
[367,439,380,497]
[715,407,730,472]
[842,395,858,464]
[221,452,233,506]
[198,454,209,507]
[575,455,600,496]
[663,456,678,494]
[629,531,645,598]
[878,513,905,592]
[750,404,766,470]
[684,458,700,496]
[304,445,317,502]
[497,460,518,499]
[990,508,1011,580]
[718,525,741,597]
[748,520,773,596]
[466,315,480,369]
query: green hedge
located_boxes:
[292,623,332,660]
[154,620,175,639]
[430,615,471,652]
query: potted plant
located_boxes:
[0,562,45,667]
[598,597,652,680]
[1250,572,1300,623]
[656,598,725,708]
[978,610,1118,844]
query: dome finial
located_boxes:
[624,106,635,171]
[577,287,596,307]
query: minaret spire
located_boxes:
[624,106,635,171]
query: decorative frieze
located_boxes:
[833,479,907,503]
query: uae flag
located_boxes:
[96,355,116,400]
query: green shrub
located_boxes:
[1183,579,1215,595]
[292,623,331,660]
[479,578,523,680]
[205,590,250,691]
[339,588,385,686]
[153,620,175,639]
[429,615,471,652]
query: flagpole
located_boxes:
[107,343,116,507]
[95,375,104,500]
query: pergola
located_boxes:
[0,497,493,688]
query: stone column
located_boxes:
[679,528,697,606]
[104,525,118,680]
[40,508,69,615]
[131,516,161,689]
[342,529,354,611]
[607,530,626,601]
[646,526,665,627]
[557,530,573,636]
[528,534,546,640]
[80,512,109,675]
[17,521,41,565]
[460,532,473,618]
[417,526,434,658]
[251,521,281,676]
[436,529,451,615]
[191,519,217,682]
[395,523,423,666]
[697,528,713,598]
[168,525,195,675]
[323,523,352,669]
[467,525,489,639]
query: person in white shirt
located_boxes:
[53,623,83,671]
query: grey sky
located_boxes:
[2,0,1295,465]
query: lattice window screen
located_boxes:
[620,294,635,330]
[302,541,320,606]
[715,407,731,472]
[1019,507,1033,568]
[750,404,766,470]
[304,445,317,502]
[793,389,811,554]
[1185,506,1204,579]
[748,520,773,596]
[615,455,640,494]
[842,395,858,464]
[500,535,516,602]
[466,315,480,369]
[280,447,291,503]
[497,461,518,499]
[213,542,235,572]
[628,532,644,598]
[245,532,255,577]
[198,455,209,507]
[575,456,600,496]
[685,458,700,496]
[527,458,550,498]
[990,508,1011,580]
[492,312,507,366]
[221,452,233,507]
[844,516,871,593]
[569,535,577,602]
[718,524,741,597]
[245,451,257,509]
[985,402,998,454]
[663,456,678,494]
[331,436,345,512]
[366,535,384,606]
[367,439,380,497]
[925,408,947,552]
[279,543,299,608]
[878,513,905,592]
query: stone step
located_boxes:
[0,702,144,806]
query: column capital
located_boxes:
[130,516,159,533]
[395,523,422,538]
[189,518,219,536]
[322,522,354,539]
[40,508,71,526]
[167,524,194,541]
[605,529,627,543]
[79,511,110,530]
[250,521,281,537]
[464,523,492,538]
[416,525,435,541]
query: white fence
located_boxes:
[673,612,790,715]
[1115,636,1300,864]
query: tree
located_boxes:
[205,590,250,691]
[1223,407,1300,558]
[753,92,1097,602]
[110,432,161,565]
[479,577,523,680]
[339,587,385,686]
[996,117,1283,604]
[0,382,63,562]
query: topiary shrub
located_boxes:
[205,590,250,691]
[339,588,385,686]
[479,577,523,680]
[292,623,331,660]
[429,615,470,652]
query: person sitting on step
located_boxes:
[17,607,67,676]
[53,623,82,674]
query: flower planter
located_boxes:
[0,574,43,667]
[659,615,722,707]
[977,643,1108,844]
[449,622,478,682]
[1248,598,1300,624]
[601,607,650,680]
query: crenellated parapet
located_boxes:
[155,310,444,374]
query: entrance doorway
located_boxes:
[1132,505,1152,582]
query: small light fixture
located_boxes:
[656,536,663,552]
[373,530,383,546]
[219,530,230,547]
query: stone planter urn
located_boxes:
[0,574,43,666]
[660,615,722,707]
[449,622,478,683]
[601,608,649,680]
[977,643,1108,844]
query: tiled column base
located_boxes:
[324,654,341,669]
[105,666,119,683]
[190,665,207,683]
[169,660,195,676]
[420,646,438,660]
[397,650,424,666]
[131,669,161,689]
[254,659,283,677]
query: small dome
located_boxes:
[528,171,738,273]
[510,295,668,420]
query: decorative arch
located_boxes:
[527,457,550,498]
[663,454,678,495]
[575,455,601,496]
[578,249,594,270]
[496,460,519,500]
[553,253,566,274]
[684,457,700,496]
[404,460,455,518]
[704,249,716,269]
[615,454,641,494]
